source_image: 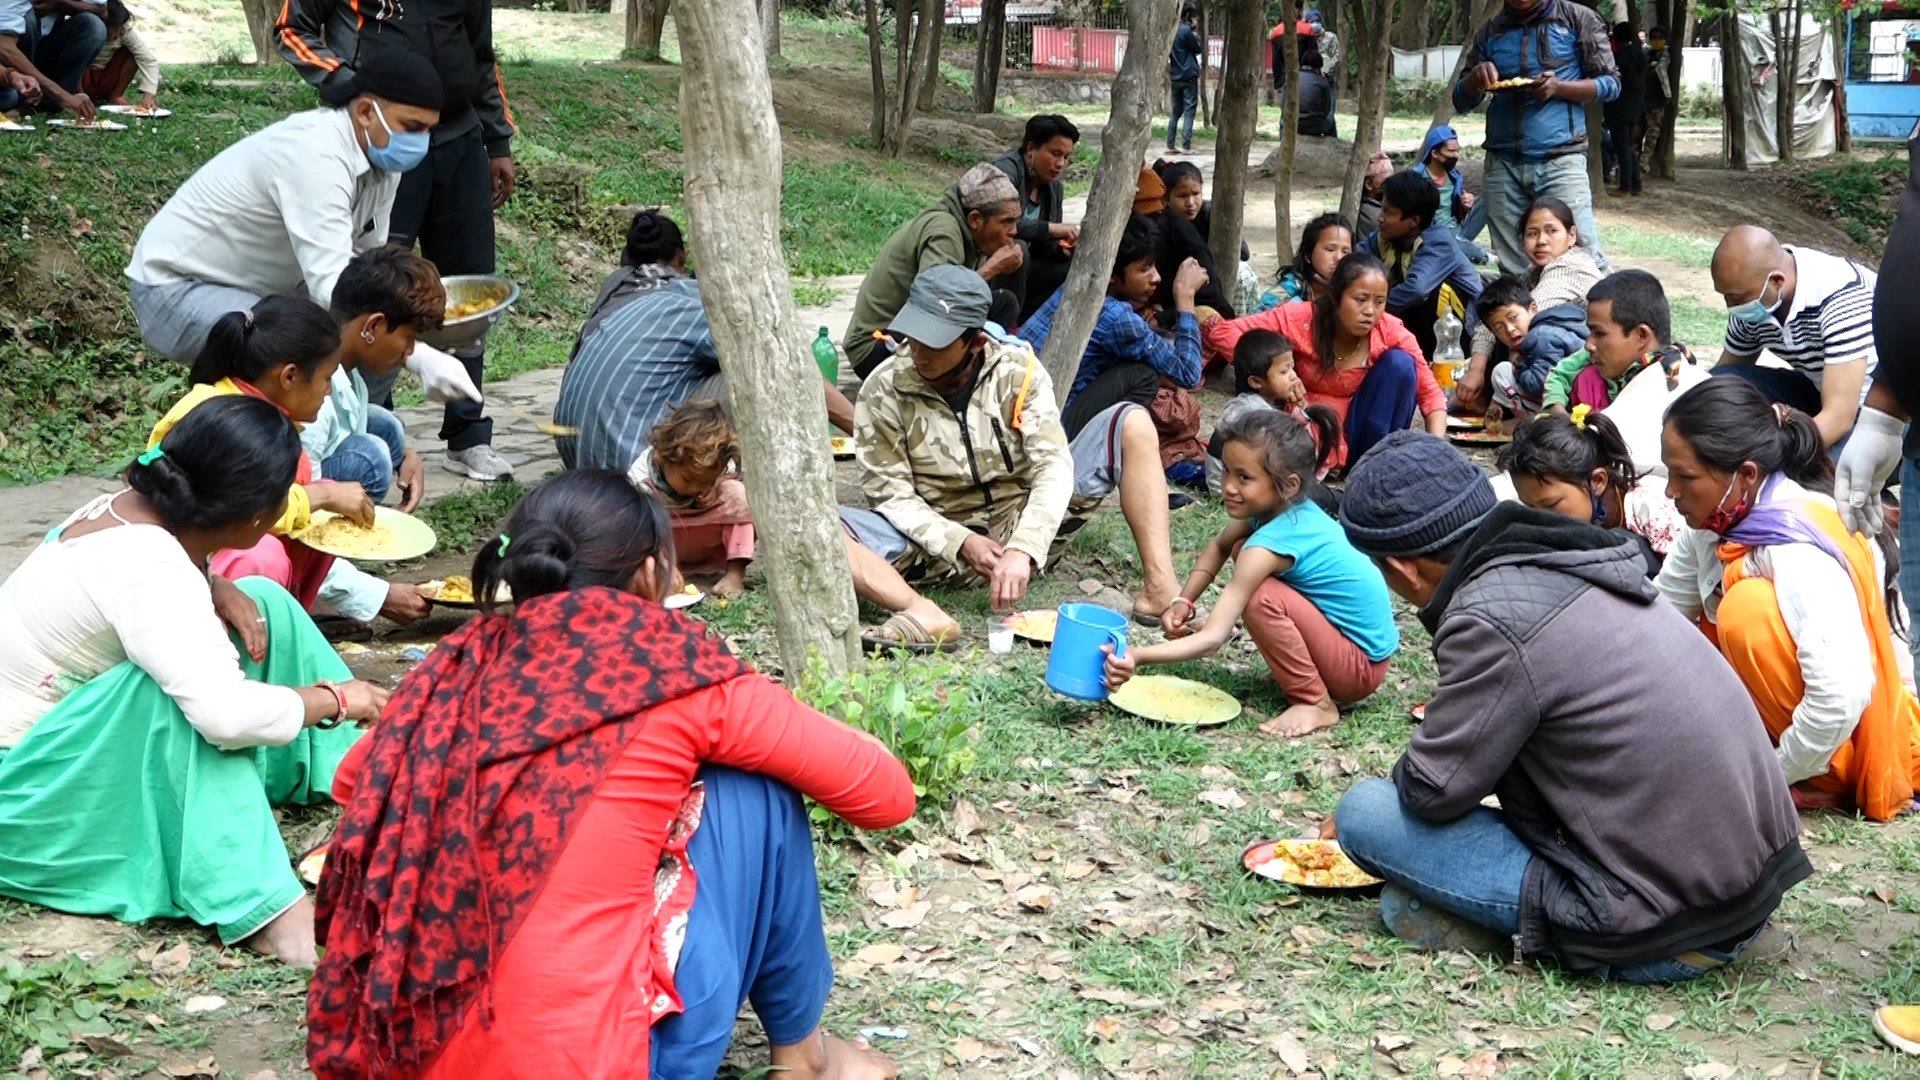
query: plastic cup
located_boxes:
[987,616,1015,655]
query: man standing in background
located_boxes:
[1306,9,1339,109]
[1640,25,1671,179]
[279,0,520,483]
[1167,5,1201,155]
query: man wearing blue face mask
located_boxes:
[1709,225,1878,450]
[280,0,519,485]
[124,55,479,408]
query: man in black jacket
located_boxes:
[278,0,518,483]
[1330,431,1810,980]
[991,114,1080,320]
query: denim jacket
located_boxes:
[1450,0,1619,161]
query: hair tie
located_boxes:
[243,309,255,330]
[1772,403,1789,427]
[136,446,165,467]
[1569,404,1591,431]
[497,533,510,555]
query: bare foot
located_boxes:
[1133,585,1180,623]
[712,572,746,600]
[1260,699,1341,739]
[240,894,318,968]
[769,1032,897,1079]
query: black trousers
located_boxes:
[387,125,496,451]
[1061,362,1157,439]
[1710,363,1823,418]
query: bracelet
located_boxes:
[1171,596,1198,614]
[316,681,348,729]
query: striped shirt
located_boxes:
[552,268,719,473]
[1722,245,1878,389]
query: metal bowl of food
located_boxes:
[420,274,521,353]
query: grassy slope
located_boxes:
[0,18,952,482]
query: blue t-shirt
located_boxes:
[1244,502,1399,662]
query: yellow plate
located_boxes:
[1244,839,1382,890]
[1009,609,1058,643]
[297,845,327,887]
[299,507,437,562]
[1108,674,1241,727]
[831,436,855,459]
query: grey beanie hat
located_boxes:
[1338,430,1496,558]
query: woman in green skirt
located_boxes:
[0,395,389,966]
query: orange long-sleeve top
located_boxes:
[1205,301,1443,468]
[328,673,916,1078]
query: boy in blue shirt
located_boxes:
[1360,172,1484,362]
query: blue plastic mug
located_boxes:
[1046,603,1129,701]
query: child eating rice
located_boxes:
[628,400,753,599]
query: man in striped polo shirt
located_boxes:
[1710,225,1878,448]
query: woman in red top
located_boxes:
[307,471,910,1080]
[1206,253,1447,469]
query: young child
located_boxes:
[1359,170,1484,360]
[628,400,753,598]
[148,296,367,613]
[1497,406,1685,569]
[1540,270,1690,413]
[1477,275,1589,416]
[1206,330,1340,491]
[1107,409,1398,738]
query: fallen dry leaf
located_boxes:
[879,901,931,930]
[243,1072,282,1080]
[78,1035,134,1058]
[18,1048,43,1073]
[158,1057,221,1079]
[1085,1016,1124,1041]
[183,995,227,1015]
[1078,579,1104,596]
[1014,885,1057,913]
[150,943,192,977]
[1463,1050,1503,1078]
[1348,951,1391,970]
[852,942,905,966]
[1272,1031,1311,1075]
[1373,1032,1413,1054]
[1825,896,1868,910]
[1872,884,1898,904]
[950,1038,989,1063]
[1683,1065,1737,1080]
[1198,787,1247,810]
[1013,1037,1042,1057]
[949,799,982,840]
[1060,859,1099,881]
[1644,1013,1677,1032]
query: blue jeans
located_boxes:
[1455,199,1491,263]
[25,13,107,99]
[1335,778,1762,984]
[319,407,407,503]
[1480,153,1606,277]
[648,768,833,1077]
[1167,79,1198,149]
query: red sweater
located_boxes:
[329,674,915,1078]
[1205,301,1443,467]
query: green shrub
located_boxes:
[1385,78,1448,117]
[796,653,975,833]
[1786,153,1906,247]
[0,953,158,1063]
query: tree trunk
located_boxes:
[625,0,671,60]
[1212,0,1265,275]
[1431,0,1502,128]
[888,0,940,153]
[1779,0,1804,163]
[673,0,862,677]
[761,0,781,59]
[1769,7,1789,164]
[866,0,889,143]
[973,0,1007,112]
[1392,0,1430,52]
[1035,0,1183,395]
[1652,0,1685,178]
[240,0,278,65]
[1338,0,1391,223]
[1832,16,1851,153]
[1722,13,1747,168]
[1197,5,1213,127]
[918,4,946,112]
[1270,0,1302,262]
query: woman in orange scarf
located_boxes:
[1657,378,1920,822]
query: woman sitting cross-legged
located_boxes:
[306,470,911,1080]
[0,396,386,966]
[1105,409,1397,738]
[1659,378,1920,822]
[1207,252,1448,471]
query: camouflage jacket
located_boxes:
[854,334,1075,568]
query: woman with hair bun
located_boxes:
[0,396,388,966]
[1658,377,1920,821]
[309,469,912,1079]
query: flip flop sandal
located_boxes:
[861,611,963,655]
[1133,611,1164,628]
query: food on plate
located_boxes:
[1008,609,1058,642]
[830,436,855,456]
[298,845,327,886]
[1108,674,1242,726]
[1254,839,1382,889]
[302,517,398,557]
[436,575,475,603]
[1490,76,1538,90]
[446,296,499,321]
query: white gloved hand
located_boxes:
[1834,405,1905,536]
[407,343,483,405]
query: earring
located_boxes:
[361,330,376,344]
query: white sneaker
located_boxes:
[443,444,515,482]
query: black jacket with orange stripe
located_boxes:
[275,0,515,158]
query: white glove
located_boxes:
[1834,405,1905,536]
[407,343,483,405]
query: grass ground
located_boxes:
[0,9,1914,1079]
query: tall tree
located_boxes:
[974,0,1009,112]
[865,0,888,143]
[1035,0,1184,394]
[1269,0,1303,263]
[761,0,782,59]
[1650,0,1688,178]
[887,0,942,152]
[1722,12,1749,168]
[673,0,862,676]
[1431,0,1503,128]
[1771,0,1805,163]
[240,0,278,65]
[1338,0,1392,223]
[918,4,947,111]
[625,0,672,60]
[1212,0,1266,276]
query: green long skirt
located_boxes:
[0,577,365,944]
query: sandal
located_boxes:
[861,612,963,655]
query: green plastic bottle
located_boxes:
[811,326,839,385]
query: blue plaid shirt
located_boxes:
[1019,292,1203,403]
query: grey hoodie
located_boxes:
[1399,503,1810,971]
